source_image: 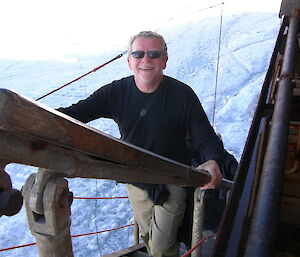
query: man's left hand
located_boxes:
[196,160,222,190]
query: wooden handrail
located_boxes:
[0,88,215,187]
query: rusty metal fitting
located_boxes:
[0,189,23,216]
[0,170,12,191]
[59,189,73,207]
[23,170,73,236]
[0,161,23,217]
[291,7,300,17]
[279,0,300,18]
[0,160,12,190]
[280,72,294,81]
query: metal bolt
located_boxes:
[59,189,73,207]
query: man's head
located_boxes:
[127,31,168,93]
[128,31,168,57]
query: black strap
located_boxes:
[121,95,156,141]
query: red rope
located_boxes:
[0,243,36,252]
[0,223,134,252]
[34,3,225,102]
[72,223,133,238]
[74,196,128,200]
[0,226,214,254]
[180,234,217,257]
[35,51,127,101]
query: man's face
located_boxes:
[128,37,168,92]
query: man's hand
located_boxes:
[196,160,222,190]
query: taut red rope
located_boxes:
[35,51,126,101]
[0,223,134,252]
[180,234,217,257]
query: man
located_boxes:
[58,31,223,257]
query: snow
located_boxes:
[0,2,281,256]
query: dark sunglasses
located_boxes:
[131,50,162,59]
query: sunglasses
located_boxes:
[131,50,162,59]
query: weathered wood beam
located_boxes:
[0,131,209,186]
[0,88,211,186]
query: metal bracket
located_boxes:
[27,168,66,215]
[23,168,74,256]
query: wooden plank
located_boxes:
[0,89,211,186]
[103,243,146,257]
[0,130,209,186]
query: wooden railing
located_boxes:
[0,88,233,256]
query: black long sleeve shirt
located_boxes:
[57,75,223,166]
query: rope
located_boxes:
[72,223,133,238]
[0,243,36,252]
[193,2,225,15]
[73,196,128,200]
[35,51,127,101]
[158,2,225,30]
[0,224,134,252]
[212,2,224,127]
[94,179,102,255]
[180,233,217,257]
[34,3,225,103]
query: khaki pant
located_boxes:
[126,184,186,257]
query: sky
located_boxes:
[0,0,281,60]
[0,1,283,256]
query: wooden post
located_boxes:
[191,188,206,257]
[134,219,139,245]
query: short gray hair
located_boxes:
[128,31,168,56]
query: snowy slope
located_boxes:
[0,12,280,257]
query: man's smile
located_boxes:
[139,67,154,71]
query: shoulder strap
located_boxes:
[121,95,156,141]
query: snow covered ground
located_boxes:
[0,4,281,257]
